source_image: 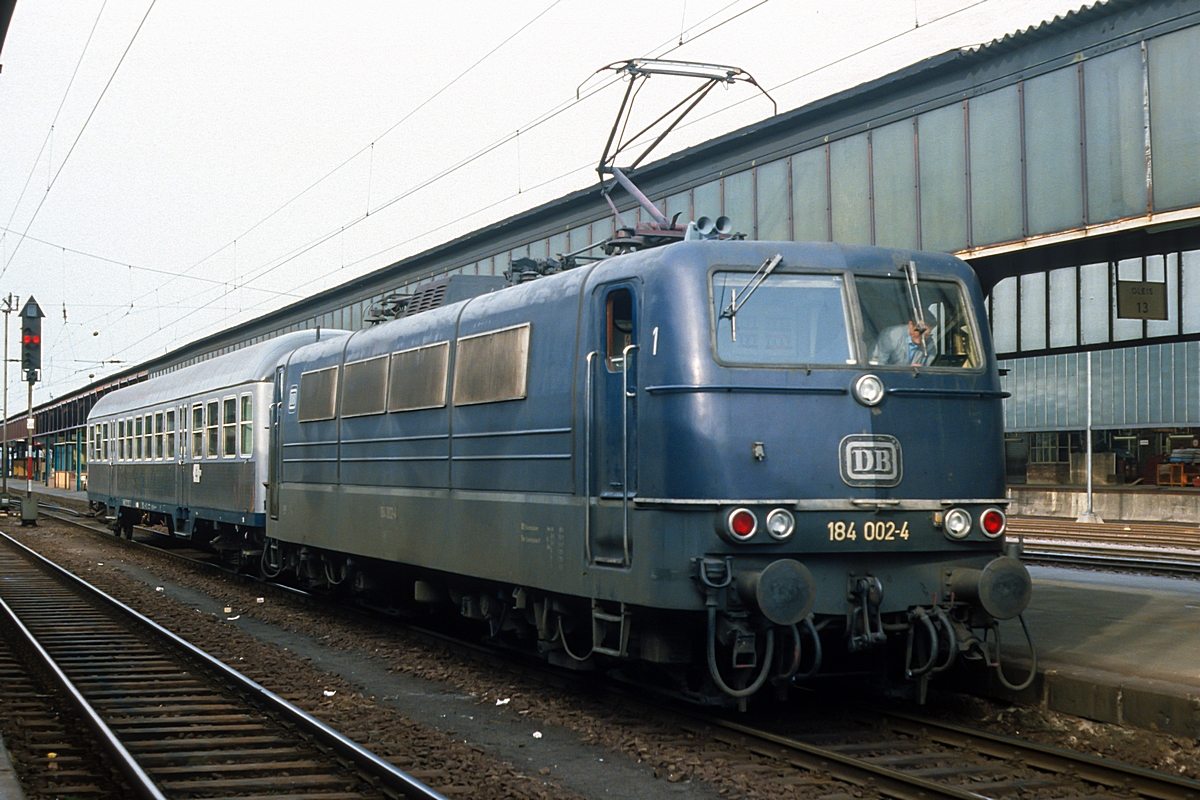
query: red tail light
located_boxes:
[981,508,1006,537]
[727,508,757,541]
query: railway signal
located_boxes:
[18,297,43,526]
[20,297,44,384]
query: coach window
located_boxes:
[606,289,634,371]
[154,412,164,459]
[165,410,175,459]
[239,395,253,456]
[192,404,204,458]
[117,420,125,460]
[145,414,153,460]
[102,422,110,461]
[135,416,144,460]
[223,397,237,456]
[206,400,219,457]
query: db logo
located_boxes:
[839,435,903,487]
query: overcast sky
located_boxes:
[1,0,1092,407]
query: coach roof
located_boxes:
[89,330,349,419]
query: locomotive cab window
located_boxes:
[711,271,855,366]
[606,288,634,371]
[856,275,981,369]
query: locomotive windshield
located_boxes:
[856,275,981,369]
[712,272,856,365]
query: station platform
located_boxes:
[15,483,1200,737]
[1009,484,1200,525]
[980,565,1200,738]
[0,733,25,800]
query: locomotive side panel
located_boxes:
[272,268,591,591]
[450,269,588,494]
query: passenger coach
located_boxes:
[87,330,341,543]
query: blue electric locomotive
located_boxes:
[240,238,1026,704]
[88,238,1032,704]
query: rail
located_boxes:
[0,530,449,800]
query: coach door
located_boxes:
[268,365,284,520]
[174,404,187,522]
[587,283,638,567]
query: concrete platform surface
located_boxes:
[0,733,27,800]
[986,565,1200,737]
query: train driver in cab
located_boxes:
[869,316,938,367]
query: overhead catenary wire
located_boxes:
[1,0,158,282]
[0,225,303,298]
[54,0,759,351]
[2,0,109,247]
[99,0,765,339]
[41,0,1002,397]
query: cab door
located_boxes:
[587,283,638,567]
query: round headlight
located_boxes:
[726,508,758,541]
[944,508,972,539]
[853,374,885,407]
[980,508,1006,538]
[765,508,795,540]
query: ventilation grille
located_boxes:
[402,280,450,317]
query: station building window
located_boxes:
[1030,432,1070,464]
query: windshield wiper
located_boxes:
[903,259,929,361]
[719,254,783,341]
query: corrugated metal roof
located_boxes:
[968,0,1130,55]
[88,330,348,419]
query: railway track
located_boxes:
[23,506,1200,799]
[692,708,1200,800]
[1008,517,1200,574]
[0,529,447,800]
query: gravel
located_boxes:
[4,508,1197,799]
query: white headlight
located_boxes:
[853,374,885,407]
[766,508,795,540]
[944,508,972,538]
